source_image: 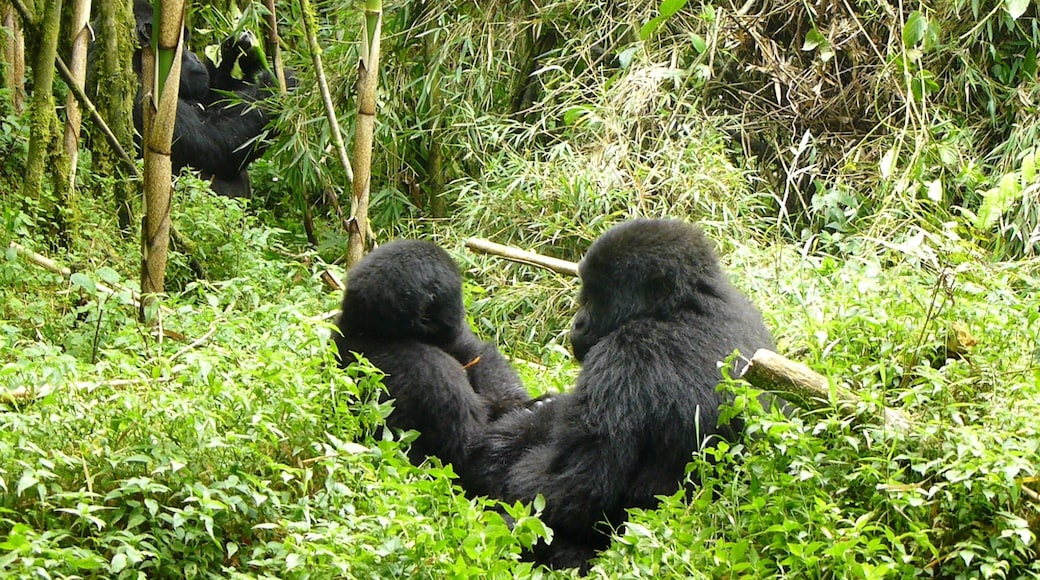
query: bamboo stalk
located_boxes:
[465,238,579,276]
[346,0,383,267]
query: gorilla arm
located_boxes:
[500,350,656,538]
[444,326,531,419]
[340,337,488,471]
[502,324,708,536]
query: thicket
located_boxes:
[1,0,1040,578]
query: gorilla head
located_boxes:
[339,240,466,346]
[469,218,779,572]
[333,240,530,473]
[570,219,728,361]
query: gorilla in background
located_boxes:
[195,29,280,197]
[335,240,532,477]
[132,1,278,198]
[468,219,781,571]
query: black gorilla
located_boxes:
[468,219,779,571]
[194,29,280,197]
[132,1,277,198]
[335,240,531,475]
[206,31,275,95]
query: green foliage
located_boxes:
[591,238,1040,577]
[3,0,1040,576]
[0,223,542,577]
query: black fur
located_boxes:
[334,240,531,475]
[468,219,777,571]
[131,2,277,198]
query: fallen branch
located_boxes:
[321,269,345,292]
[9,241,172,314]
[465,238,579,277]
[0,387,31,404]
[2,377,176,405]
[12,241,127,299]
[739,348,912,432]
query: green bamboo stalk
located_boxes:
[139,0,186,323]
[346,0,382,267]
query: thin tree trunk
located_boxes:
[262,0,287,92]
[95,0,137,232]
[18,0,67,248]
[422,23,445,218]
[299,0,353,237]
[1,3,26,112]
[347,0,382,267]
[63,0,91,190]
[139,0,186,322]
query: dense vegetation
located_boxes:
[2,0,1040,577]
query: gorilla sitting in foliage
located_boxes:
[467,219,781,571]
[335,240,532,476]
[132,1,278,198]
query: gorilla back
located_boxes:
[335,240,529,474]
[469,219,777,571]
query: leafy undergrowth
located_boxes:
[0,196,555,579]
[4,201,1040,578]
[3,164,1040,578]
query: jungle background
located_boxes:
[2,0,1040,577]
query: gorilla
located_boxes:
[334,240,532,476]
[206,31,275,96]
[468,219,780,571]
[131,1,278,197]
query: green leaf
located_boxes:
[70,272,96,295]
[286,552,302,570]
[1024,48,1037,78]
[803,29,826,51]
[880,147,898,178]
[640,0,691,40]
[111,553,127,573]
[926,179,943,202]
[690,33,706,54]
[902,11,928,47]
[977,173,1021,229]
[1022,149,1036,184]
[563,106,593,126]
[97,266,121,285]
[640,16,666,40]
[660,0,690,17]
[16,471,37,496]
[1006,0,1030,19]
[617,46,639,69]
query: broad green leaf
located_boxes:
[937,144,958,166]
[976,173,1021,229]
[880,147,898,178]
[563,106,592,126]
[1022,149,1036,184]
[16,471,37,496]
[640,16,666,40]
[690,32,706,54]
[803,28,826,51]
[640,0,690,40]
[1006,0,1030,19]
[927,179,943,202]
[660,0,690,17]
[618,45,639,69]
[97,266,121,285]
[111,553,127,573]
[70,272,96,294]
[903,11,928,47]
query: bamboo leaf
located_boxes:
[640,0,691,40]
[1006,0,1030,20]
